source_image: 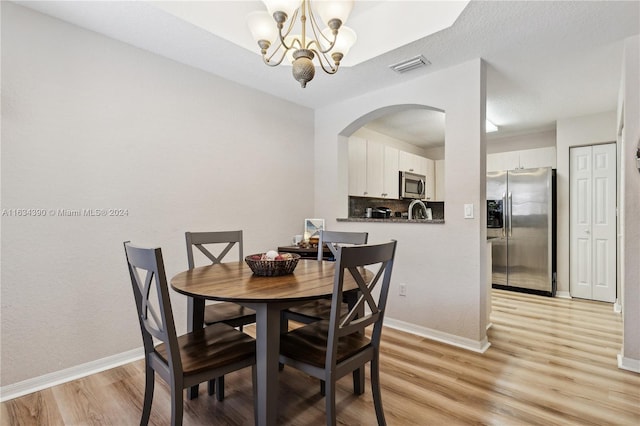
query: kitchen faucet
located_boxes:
[408,199,428,220]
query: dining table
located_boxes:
[170,258,371,426]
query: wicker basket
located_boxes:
[245,253,301,276]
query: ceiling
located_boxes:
[15,1,640,148]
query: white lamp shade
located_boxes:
[315,0,354,27]
[247,11,278,44]
[322,25,356,55]
[262,0,301,20]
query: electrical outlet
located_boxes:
[399,283,407,296]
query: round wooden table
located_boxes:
[171,258,356,303]
[170,259,369,426]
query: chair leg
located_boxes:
[171,382,184,426]
[187,385,198,400]
[324,378,337,426]
[215,376,225,401]
[140,364,154,426]
[207,379,215,396]
[320,380,326,396]
[352,367,365,395]
[371,355,386,426]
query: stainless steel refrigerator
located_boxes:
[487,167,556,296]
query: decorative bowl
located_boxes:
[245,253,301,276]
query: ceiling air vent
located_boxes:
[389,55,430,74]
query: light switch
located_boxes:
[464,203,474,219]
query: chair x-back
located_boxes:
[286,230,369,325]
[283,230,370,395]
[279,240,397,426]
[124,242,256,426]
[185,230,256,400]
[185,231,256,329]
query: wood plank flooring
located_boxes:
[2,290,639,425]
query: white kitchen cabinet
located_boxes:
[383,145,399,199]
[348,137,399,198]
[435,159,445,201]
[348,136,368,196]
[487,147,556,171]
[399,151,428,175]
[487,151,520,172]
[424,158,435,201]
[366,140,384,197]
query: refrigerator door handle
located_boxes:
[508,192,513,237]
[501,192,507,237]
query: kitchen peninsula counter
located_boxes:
[337,217,445,224]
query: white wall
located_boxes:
[556,111,617,297]
[314,59,489,350]
[618,35,640,369]
[0,3,314,386]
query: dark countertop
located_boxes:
[337,217,445,224]
[278,245,333,260]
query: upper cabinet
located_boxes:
[424,158,435,201]
[487,147,556,172]
[349,136,438,201]
[399,151,427,175]
[348,137,399,198]
[434,159,445,201]
[348,106,446,202]
[383,145,400,199]
[348,136,368,196]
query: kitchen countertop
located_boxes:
[337,217,445,224]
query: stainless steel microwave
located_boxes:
[399,171,426,199]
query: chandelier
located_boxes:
[247,0,357,88]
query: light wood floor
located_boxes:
[2,290,639,425]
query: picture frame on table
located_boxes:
[304,218,324,241]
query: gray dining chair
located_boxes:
[124,242,256,426]
[185,230,256,400]
[279,240,397,426]
[285,230,369,325]
[283,230,370,395]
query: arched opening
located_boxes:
[339,104,446,220]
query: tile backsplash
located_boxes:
[348,197,444,220]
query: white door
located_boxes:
[570,143,617,302]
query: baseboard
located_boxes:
[613,300,622,313]
[0,348,144,402]
[385,318,491,354]
[617,354,640,373]
[555,291,572,299]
